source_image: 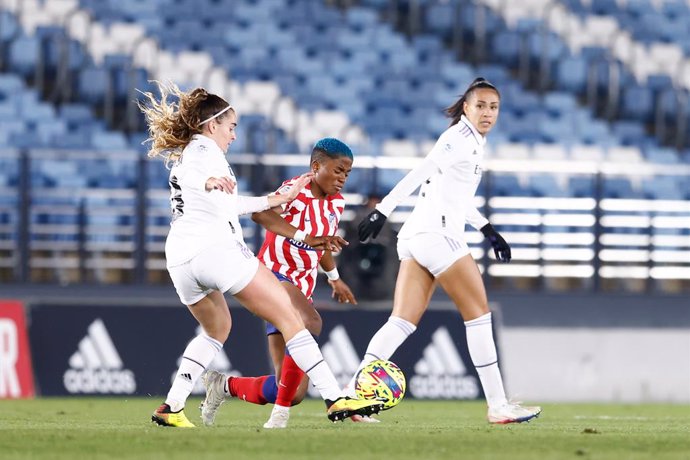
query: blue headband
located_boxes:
[313,138,353,159]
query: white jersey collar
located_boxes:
[459,115,486,146]
[190,134,223,155]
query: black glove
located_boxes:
[481,223,511,263]
[358,210,387,242]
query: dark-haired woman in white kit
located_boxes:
[350,78,541,424]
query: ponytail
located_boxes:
[445,77,499,127]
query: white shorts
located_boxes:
[168,240,259,305]
[397,232,470,277]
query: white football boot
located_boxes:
[200,370,227,426]
[488,403,541,424]
[263,404,290,429]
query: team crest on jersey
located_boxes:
[444,143,452,152]
[328,212,337,223]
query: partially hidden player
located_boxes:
[201,138,365,428]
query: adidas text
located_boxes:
[64,369,136,394]
[409,374,479,399]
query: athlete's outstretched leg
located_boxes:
[234,264,383,422]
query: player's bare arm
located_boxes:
[251,209,347,251]
[267,172,314,208]
[320,251,357,305]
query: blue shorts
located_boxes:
[266,271,294,336]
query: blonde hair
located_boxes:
[138,81,234,161]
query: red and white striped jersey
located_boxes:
[258,176,345,299]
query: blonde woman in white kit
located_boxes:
[351,78,541,424]
[139,81,382,427]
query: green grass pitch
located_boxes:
[0,398,688,460]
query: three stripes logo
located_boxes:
[63,319,136,394]
[172,326,241,394]
[409,327,479,399]
[307,325,359,398]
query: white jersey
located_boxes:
[377,115,489,240]
[164,134,266,267]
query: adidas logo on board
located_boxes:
[63,319,136,394]
[409,327,479,399]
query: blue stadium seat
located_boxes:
[8,35,39,76]
[0,74,23,93]
[492,174,526,196]
[620,85,654,122]
[77,66,109,103]
[591,0,619,16]
[644,146,680,164]
[529,174,569,197]
[0,10,19,41]
[641,176,681,199]
[491,31,521,68]
[603,177,639,198]
[568,176,595,198]
[556,56,587,93]
[661,0,690,18]
[92,131,129,151]
[612,121,650,146]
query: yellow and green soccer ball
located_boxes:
[354,359,406,410]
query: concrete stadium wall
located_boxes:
[490,292,690,403]
[499,328,690,403]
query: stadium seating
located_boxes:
[1,0,689,287]
[55,0,657,155]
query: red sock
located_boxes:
[228,376,271,405]
[275,354,305,407]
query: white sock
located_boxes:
[345,316,417,395]
[166,333,223,412]
[464,312,508,408]
[285,329,342,401]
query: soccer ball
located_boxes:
[354,359,406,410]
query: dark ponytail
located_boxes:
[445,77,500,127]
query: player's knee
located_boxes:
[274,316,304,339]
[462,303,489,321]
[209,318,232,343]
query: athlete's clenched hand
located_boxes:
[358,209,387,242]
[481,223,511,263]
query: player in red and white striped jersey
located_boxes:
[201,138,360,428]
[258,173,346,299]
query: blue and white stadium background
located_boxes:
[0,0,688,402]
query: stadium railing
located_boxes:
[1,149,688,293]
